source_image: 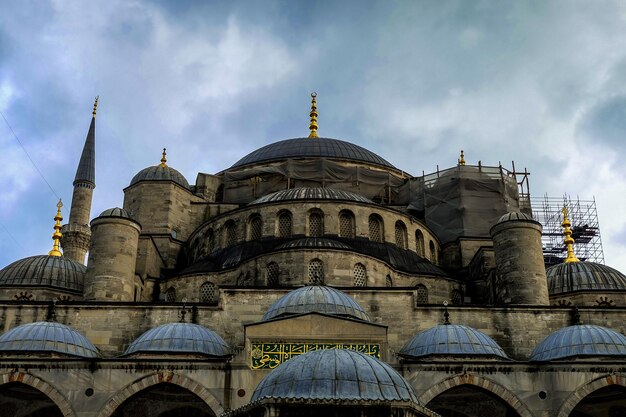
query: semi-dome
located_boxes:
[0,255,85,293]
[98,207,134,219]
[547,261,626,295]
[249,187,374,205]
[263,285,369,322]
[124,322,230,357]
[0,321,99,358]
[129,165,190,189]
[231,137,396,169]
[275,238,352,251]
[530,324,626,361]
[251,348,419,403]
[399,324,508,359]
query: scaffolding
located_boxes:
[531,195,604,266]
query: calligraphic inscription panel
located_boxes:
[250,342,381,369]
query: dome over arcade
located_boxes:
[0,255,85,293]
[0,321,100,358]
[230,137,396,170]
[251,348,419,403]
[129,148,190,189]
[263,285,370,322]
[530,324,626,361]
[124,322,230,357]
[249,186,374,205]
[547,261,626,295]
[399,324,508,359]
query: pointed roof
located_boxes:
[73,98,97,187]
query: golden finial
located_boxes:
[458,150,466,166]
[561,207,580,263]
[92,96,99,118]
[308,92,318,138]
[48,199,63,257]
[160,148,167,167]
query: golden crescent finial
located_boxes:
[458,150,466,166]
[308,92,318,138]
[561,206,580,263]
[92,96,99,118]
[160,148,167,167]
[48,199,63,257]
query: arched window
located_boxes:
[429,240,437,264]
[165,287,176,303]
[249,215,262,241]
[339,210,355,238]
[206,229,216,253]
[277,211,292,238]
[415,230,425,257]
[416,284,428,304]
[308,210,324,237]
[266,262,279,286]
[354,263,367,287]
[224,220,237,247]
[308,259,324,284]
[395,221,407,249]
[200,282,218,305]
[386,275,393,287]
[369,214,383,243]
[451,289,463,305]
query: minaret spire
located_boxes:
[561,207,580,263]
[48,200,63,257]
[308,92,318,138]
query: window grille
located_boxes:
[415,285,428,304]
[451,289,462,305]
[415,230,425,257]
[429,240,437,264]
[207,229,215,252]
[354,263,367,287]
[249,216,262,240]
[386,275,393,287]
[395,221,407,249]
[267,262,279,286]
[308,259,324,284]
[225,221,237,247]
[309,212,323,237]
[339,212,355,238]
[165,287,176,303]
[200,282,218,305]
[369,215,382,242]
[278,212,292,238]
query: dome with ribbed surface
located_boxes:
[251,349,419,403]
[399,324,508,359]
[0,255,85,293]
[129,165,190,189]
[495,212,535,224]
[547,261,626,295]
[231,138,395,169]
[124,322,230,357]
[98,207,133,219]
[263,286,369,322]
[250,187,374,205]
[0,321,99,358]
[530,324,626,361]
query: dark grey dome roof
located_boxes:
[547,261,626,295]
[0,255,85,292]
[399,324,508,359]
[496,212,534,223]
[231,137,396,169]
[98,207,133,219]
[250,187,374,205]
[530,324,626,361]
[124,322,230,357]
[251,349,419,403]
[0,321,100,358]
[275,238,352,250]
[263,285,370,322]
[129,165,190,189]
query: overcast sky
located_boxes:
[1,0,626,272]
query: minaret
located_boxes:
[61,97,98,264]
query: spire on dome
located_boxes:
[160,148,167,167]
[308,92,318,138]
[73,96,97,187]
[458,150,466,166]
[48,200,63,257]
[561,207,580,263]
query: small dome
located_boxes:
[231,137,396,170]
[98,207,133,219]
[251,349,419,403]
[124,322,230,357]
[129,165,190,189]
[530,324,626,361]
[263,285,369,322]
[399,324,508,359]
[276,238,352,250]
[0,255,85,293]
[547,261,626,295]
[249,187,374,205]
[496,212,534,224]
[0,321,99,358]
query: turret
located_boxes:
[61,97,98,264]
[489,212,549,305]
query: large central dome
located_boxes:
[230,137,396,169]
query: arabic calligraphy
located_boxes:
[250,342,381,369]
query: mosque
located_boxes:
[0,95,625,417]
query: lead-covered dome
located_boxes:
[250,187,374,205]
[231,137,396,169]
[251,348,419,403]
[399,324,508,359]
[547,262,626,295]
[530,324,626,361]
[129,165,190,189]
[0,255,85,293]
[0,321,99,358]
[263,285,369,322]
[98,207,134,219]
[124,322,230,357]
